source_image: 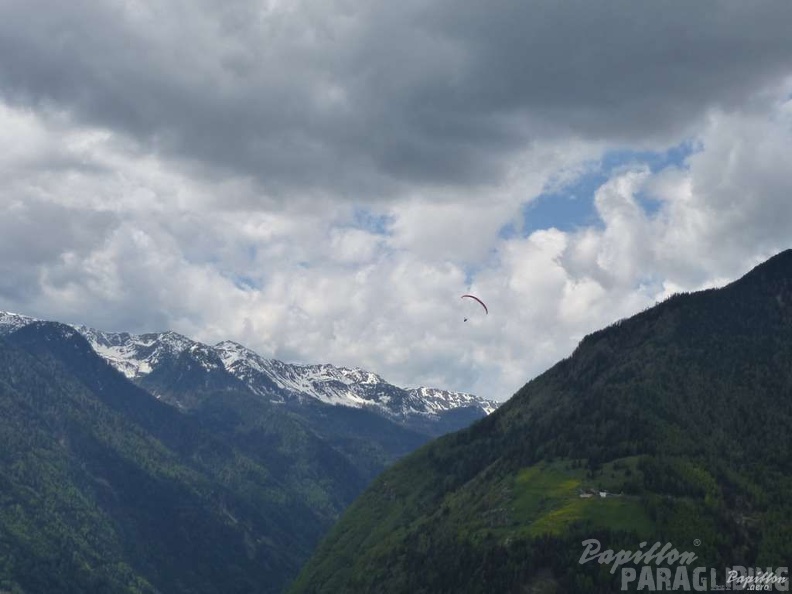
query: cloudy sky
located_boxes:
[2,1,792,400]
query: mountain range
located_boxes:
[0,311,496,594]
[291,250,792,593]
[0,311,496,427]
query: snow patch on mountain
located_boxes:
[75,326,198,379]
[0,311,36,335]
[408,387,499,415]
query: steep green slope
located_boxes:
[0,323,361,593]
[291,250,792,593]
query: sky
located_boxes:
[2,1,792,401]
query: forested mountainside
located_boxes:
[291,250,792,594]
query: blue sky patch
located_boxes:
[514,141,698,237]
[232,275,260,291]
[352,207,392,235]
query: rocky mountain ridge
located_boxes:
[0,311,498,423]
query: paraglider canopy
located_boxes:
[461,294,488,322]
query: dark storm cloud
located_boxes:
[420,1,792,137]
[1,0,791,199]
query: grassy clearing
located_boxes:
[513,462,583,523]
[511,460,654,537]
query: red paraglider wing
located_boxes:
[461,294,488,314]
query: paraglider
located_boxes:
[461,294,488,322]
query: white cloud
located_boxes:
[328,227,384,264]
